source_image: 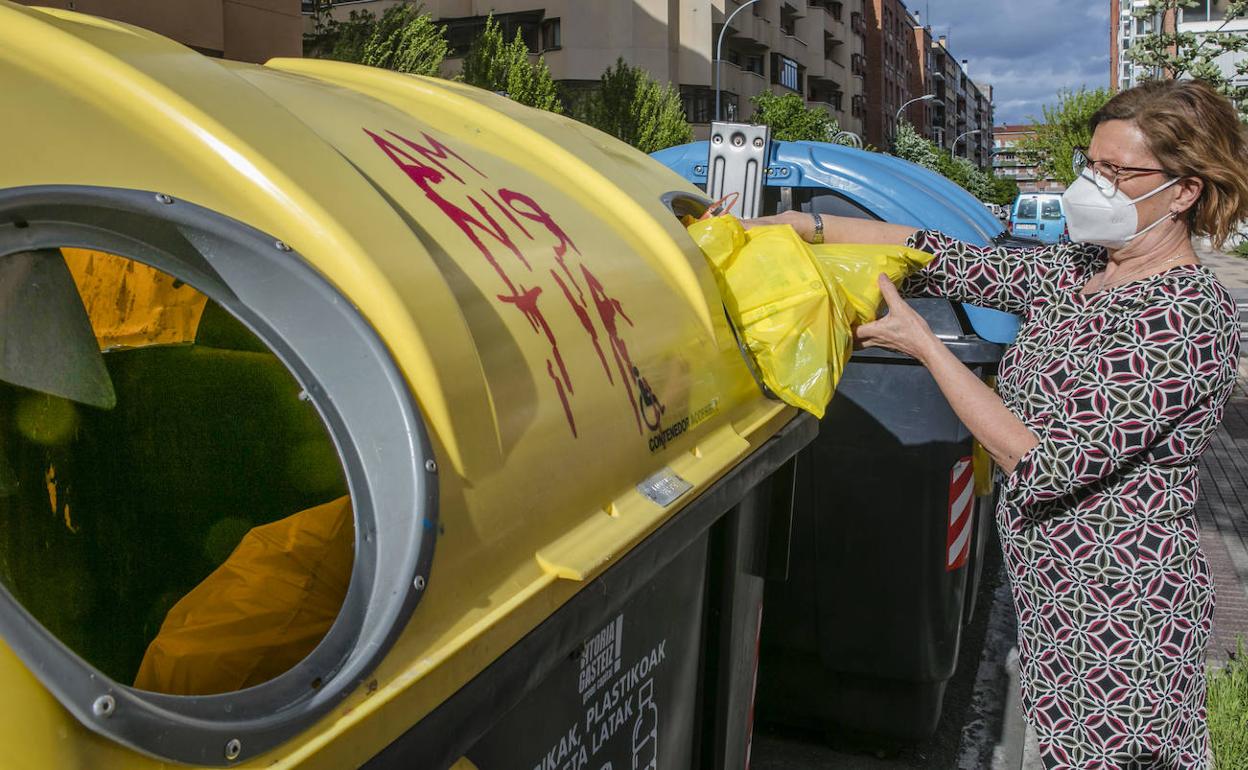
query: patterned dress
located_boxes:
[903,231,1241,769]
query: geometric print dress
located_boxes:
[903,230,1241,769]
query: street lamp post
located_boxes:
[715,0,764,122]
[891,93,936,150]
[954,128,983,160]
[894,93,937,128]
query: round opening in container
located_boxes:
[0,188,436,765]
[0,248,355,697]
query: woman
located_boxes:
[751,80,1248,768]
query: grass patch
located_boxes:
[1233,240,1248,258]
[1210,638,1248,769]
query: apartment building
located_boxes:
[1112,0,1245,99]
[1176,0,1248,98]
[308,0,868,138]
[1110,0,1170,91]
[863,0,919,147]
[925,36,993,165]
[15,0,302,61]
[907,16,934,142]
[992,124,1062,193]
[858,2,991,165]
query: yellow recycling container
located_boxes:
[0,3,818,769]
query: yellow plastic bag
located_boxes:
[686,216,933,419]
[688,217,852,418]
[61,248,209,350]
[808,243,935,326]
[133,496,354,696]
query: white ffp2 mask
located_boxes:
[1061,169,1180,249]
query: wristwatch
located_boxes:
[811,212,825,244]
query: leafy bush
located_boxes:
[893,122,1015,205]
[1209,639,1248,769]
[304,2,448,77]
[462,14,562,113]
[571,58,692,153]
[749,91,838,142]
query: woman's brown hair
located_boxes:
[1090,79,1248,248]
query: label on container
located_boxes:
[635,468,692,508]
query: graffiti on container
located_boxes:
[365,128,661,440]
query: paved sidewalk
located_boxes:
[1194,244,1248,667]
[1196,378,1248,666]
[1198,246,1248,290]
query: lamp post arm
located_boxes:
[716,0,762,121]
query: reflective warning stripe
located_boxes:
[946,457,974,571]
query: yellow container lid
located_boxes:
[0,3,797,767]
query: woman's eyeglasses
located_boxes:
[1072,147,1170,195]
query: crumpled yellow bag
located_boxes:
[133,496,354,696]
[687,215,933,418]
[809,242,935,326]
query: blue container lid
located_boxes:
[651,140,1020,344]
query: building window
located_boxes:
[540,18,561,51]
[851,94,866,118]
[746,54,765,75]
[1183,0,1226,21]
[444,11,542,56]
[780,2,798,36]
[810,84,844,111]
[829,1,843,21]
[773,55,802,90]
[851,52,867,76]
[681,86,736,123]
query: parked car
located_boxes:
[1009,191,1069,244]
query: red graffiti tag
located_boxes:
[365,128,576,433]
[367,127,651,438]
[582,265,645,433]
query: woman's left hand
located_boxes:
[854,274,939,362]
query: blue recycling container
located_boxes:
[653,140,1017,739]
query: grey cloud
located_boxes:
[920,0,1111,123]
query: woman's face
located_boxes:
[1086,119,1178,230]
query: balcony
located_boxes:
[850,11,867,36]
[780,2,802,36]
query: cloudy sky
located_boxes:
[919,0,1112,125]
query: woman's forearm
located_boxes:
[746,211,918,246]
[916,336,1038,473]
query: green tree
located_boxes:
[1016,87,1112,186]
[893,121,944,172]
[1126,0,1248,121]
[304,2,448,76]
[990,175,1021,207]
[893,121,1015,204]
[572,58,693,153]
[462,14,562,113]
[748,91,838,142]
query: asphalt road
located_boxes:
[750,534,1013,770]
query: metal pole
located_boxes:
[954,129,982,159]
[891,94,936,150]
[716,0,764,121]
